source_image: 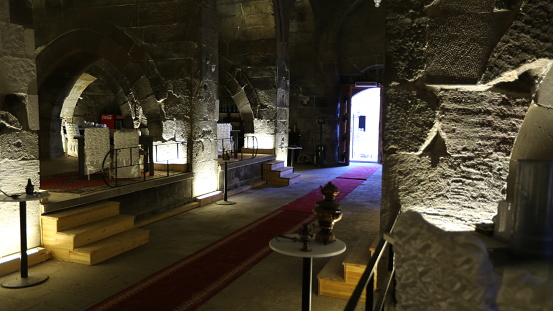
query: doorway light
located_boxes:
[355,81,378,87]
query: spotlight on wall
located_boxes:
[374,0,381,7]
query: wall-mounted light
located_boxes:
[374,0,381,7]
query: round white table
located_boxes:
[270,234,346,311]
[0,192,50,288]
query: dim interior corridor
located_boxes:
[0,163,381,311]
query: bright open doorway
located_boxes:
[350,87,380,162]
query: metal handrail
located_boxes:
[216,135,258,160]
[153,141,188,176]
[344,211,401,311]
[101,141,188,188]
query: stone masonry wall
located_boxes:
[384,86,528,231]
[381,0,538,231]
[0,0,41,257]
[218,0,279,156]
[32,0,219,196]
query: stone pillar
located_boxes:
[273,0,295,163]
[190,0,220,197]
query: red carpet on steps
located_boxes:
[86,165,379,311]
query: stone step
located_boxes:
[68,228,149,265]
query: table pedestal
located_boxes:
[270,235,346,311]
[302,257,312,310]
[1,193,50,288]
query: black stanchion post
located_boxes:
[216,160,236,205]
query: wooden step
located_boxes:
[265,173,301,185]
[317,253,366,301]
[344,237,376,283]
[68,228,149,265]
[317,237,377,300]
[243,148,275,154]
[0,248,52,277]
[263,160,284,171]
[153,163,188,172]
[41,201,120,232]
[264,166,294,178]
[263,160,301,185]
[44,215,136,250]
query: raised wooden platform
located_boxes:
[263,160,301,186]
[41,201,149,265]
[317,237,378,301]
[0,248,52,277]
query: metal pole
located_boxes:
[224,161,228,201]
[19,201,28,278]
[302,257,312,311]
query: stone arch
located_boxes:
[506,60,553,201]
[219,57,255,134]
[37,27,165,158]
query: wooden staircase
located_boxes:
[41,201,149,265]
[263,160,301,185]
[317,237,377,301]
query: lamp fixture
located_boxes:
[374,0,381,7]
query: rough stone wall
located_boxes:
[390,212,499,310]
[384,86,528,231]
[0,0,41,257]
[482,1,553,83]
[218,0,279,154]
[381,0,537,231]
[425,0,513,84]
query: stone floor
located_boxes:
[0,162,381,311]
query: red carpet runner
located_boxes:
[86,165,379,311]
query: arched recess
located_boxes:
[219,57,256,134]
[36,27,165,159]
[506,62,553,201]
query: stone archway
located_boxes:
[36,27,165,159]
[506,60,553,201]
[219,58,255,135]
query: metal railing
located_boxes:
[344,212,400,311]
[216,135,258,160]
[101,141,188,188]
